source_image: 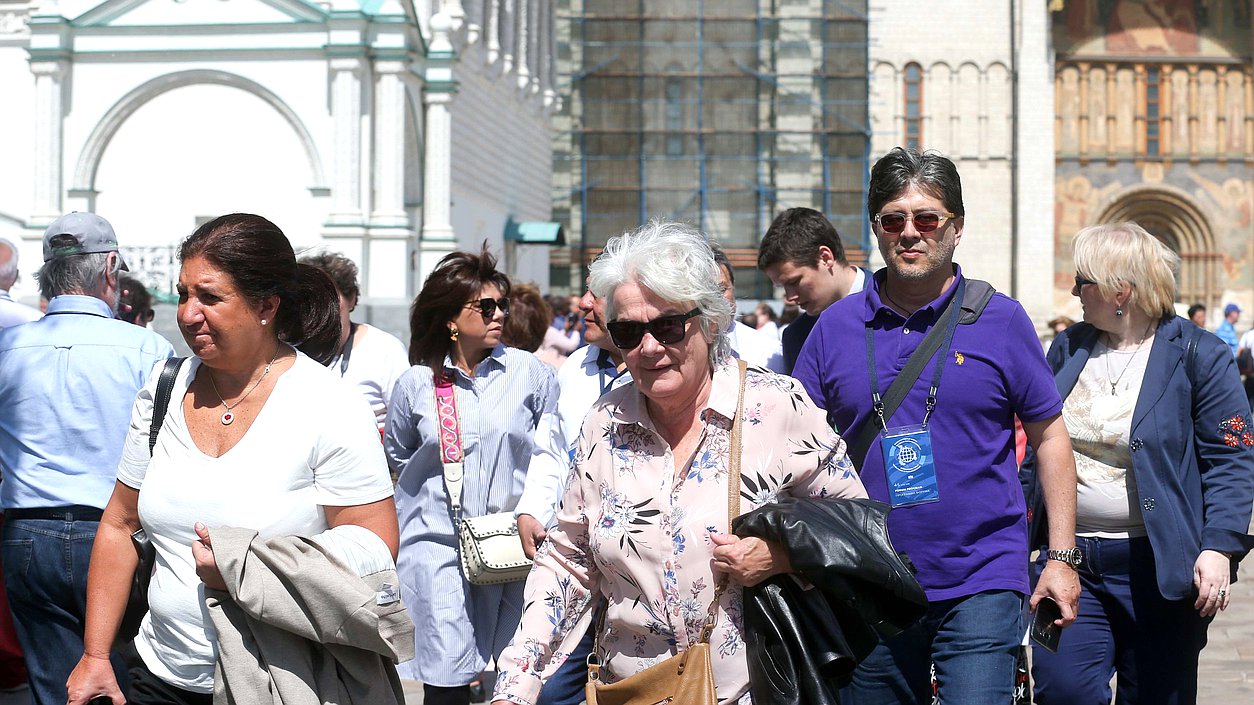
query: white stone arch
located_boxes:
[72,69,328,195]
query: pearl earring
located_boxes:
[1115,308,1123,317]
[260,319,267,326]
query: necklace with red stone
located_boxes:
[205,347,280,425]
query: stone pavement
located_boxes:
[1197,545,1254,703]
[399,551,1254,705]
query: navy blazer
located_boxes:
[1024,316,1254,600]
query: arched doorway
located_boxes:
[1097,187,1221,312]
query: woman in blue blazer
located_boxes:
[1024,222,1254,705]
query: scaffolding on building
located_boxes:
[550,0,870,298]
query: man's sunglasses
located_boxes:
[606,308,701,350]
[873,210,956,234]
[465,297,510,319]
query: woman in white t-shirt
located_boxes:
[67,214,399,705]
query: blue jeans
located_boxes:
[1,516,128,705]
[536,622,594,705]
[1031,536,1209,705]
[842,589,1024,705]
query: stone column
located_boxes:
[329,56,367,224]
[30,59,67,224]
[373,60,409,226]
[418,13,459,282]
[1012,0,1055,323]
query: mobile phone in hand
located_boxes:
[1031,597,1063,653]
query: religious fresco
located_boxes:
[1053,161,1254,317]
[1055,0,1253,57]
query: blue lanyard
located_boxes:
[864,277,965,431]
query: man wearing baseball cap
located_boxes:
[0,212,172,705]
[1217,302,1242,358]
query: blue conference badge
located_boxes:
[880,424,940,507]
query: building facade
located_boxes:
[0,0,558,334]
[550,0,871,299]
[869,0,1253,326]
[1052,0,1254,323]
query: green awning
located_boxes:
[504,219,564,245]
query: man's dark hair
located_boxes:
[1187,303,1206,319]
[119,274,153,325]
[711,246,734,286]
[756,208,847,270]
[867,147,965,221]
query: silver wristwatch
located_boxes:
[1046,547,1083,568]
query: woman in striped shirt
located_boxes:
[385,245,558,705]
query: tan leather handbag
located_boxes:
[585,360,747,705]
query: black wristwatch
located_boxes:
[1046,547,1083,568]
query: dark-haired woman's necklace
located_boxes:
[206,347,280,425]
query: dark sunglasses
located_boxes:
[465,297,510,319]
[873,210,956,234]
[606,308,701,350]
[1073,274,1097,290]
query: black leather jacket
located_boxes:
[733,497,928,705]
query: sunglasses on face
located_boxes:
[465,297,510,319]
[873,210,956,235]
[606,308,701,350]
[1073,274,1097,290]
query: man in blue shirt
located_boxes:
[1216,302,1241,357]
[793,148,1080,705]
[0,237,43,328]
[0,213,173,705]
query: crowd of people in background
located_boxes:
[0,146,1250,705]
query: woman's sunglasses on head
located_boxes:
[607,309,701,350]
[873,210,956,234]
[465,297,510,319]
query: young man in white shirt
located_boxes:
[757,207,868,373]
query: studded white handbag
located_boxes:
[434,374,533,586]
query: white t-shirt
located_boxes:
[116,352,395,692]
[1239,328,1254,354]
[329,323,411,432]
[1064,340,1152,538]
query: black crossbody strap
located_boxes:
[148,357,186,456]
[847,279,995,470]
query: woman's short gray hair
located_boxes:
[589,220,733,366]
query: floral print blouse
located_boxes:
[493,362,867,705]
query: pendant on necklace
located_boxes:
[1110,383,1118,396]
[221,410,234,425]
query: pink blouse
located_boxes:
[493,362,868,704]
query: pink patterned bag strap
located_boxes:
[434,373,466,518]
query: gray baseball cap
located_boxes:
[42,212,129,270]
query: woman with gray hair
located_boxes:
[490,221,867,705]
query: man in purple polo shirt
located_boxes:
[793,147,1080,704]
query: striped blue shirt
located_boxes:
[384,344,558,684]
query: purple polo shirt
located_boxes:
[793,266,1062,600]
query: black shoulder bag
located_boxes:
[846,279,995,470]
[115,356,184,647]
